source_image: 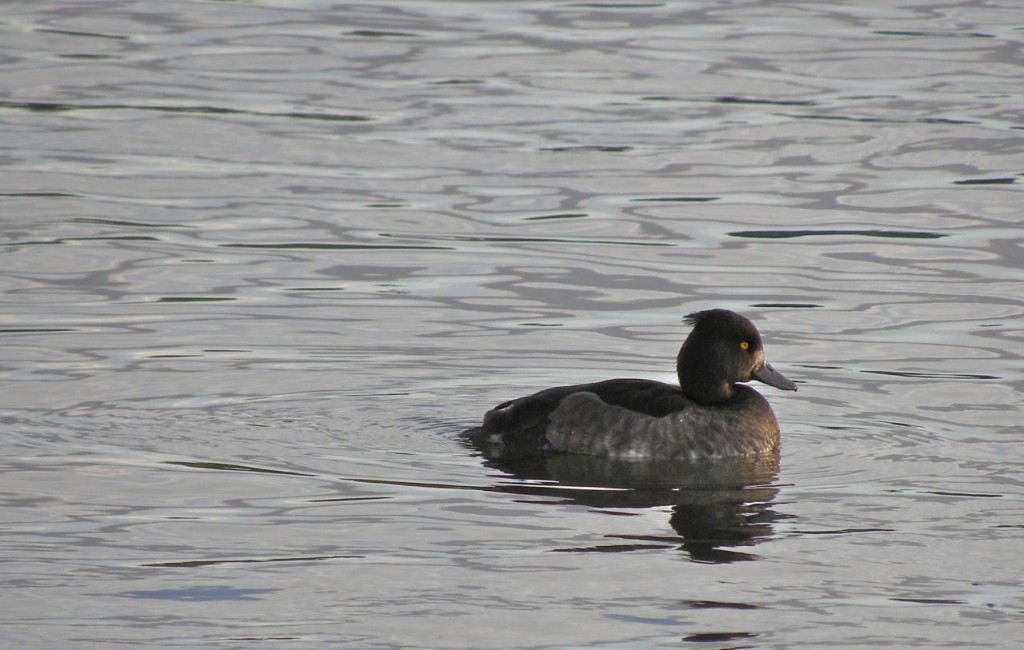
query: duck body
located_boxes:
[464,309,796,460]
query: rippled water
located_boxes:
[3,1,1022,647]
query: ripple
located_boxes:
[0,100,371,122]
[729,229,948,240]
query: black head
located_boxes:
[676,309,796,404]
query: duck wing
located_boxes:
[465,378,690,457]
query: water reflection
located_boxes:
[474,449,784,563]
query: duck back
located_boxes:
[464,379,688,456]
[464,380,779,459]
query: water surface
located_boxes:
[2,1,1022,647]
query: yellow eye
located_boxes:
[739,341,749,351]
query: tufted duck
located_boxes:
[463,309,797,459]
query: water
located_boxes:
[2,1,1022,647]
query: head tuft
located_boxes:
[684,309,759,341]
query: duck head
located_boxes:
[676,309,797,405]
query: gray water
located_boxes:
[2,1,1022,647]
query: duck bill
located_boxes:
[752,362,797,391]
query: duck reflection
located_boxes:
[474,450,784,563]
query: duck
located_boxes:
[463,309,797,460]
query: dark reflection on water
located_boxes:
[0,100,372,122]
[476,450,784,563]
[163,460,315,477]
[729,229,947,239]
